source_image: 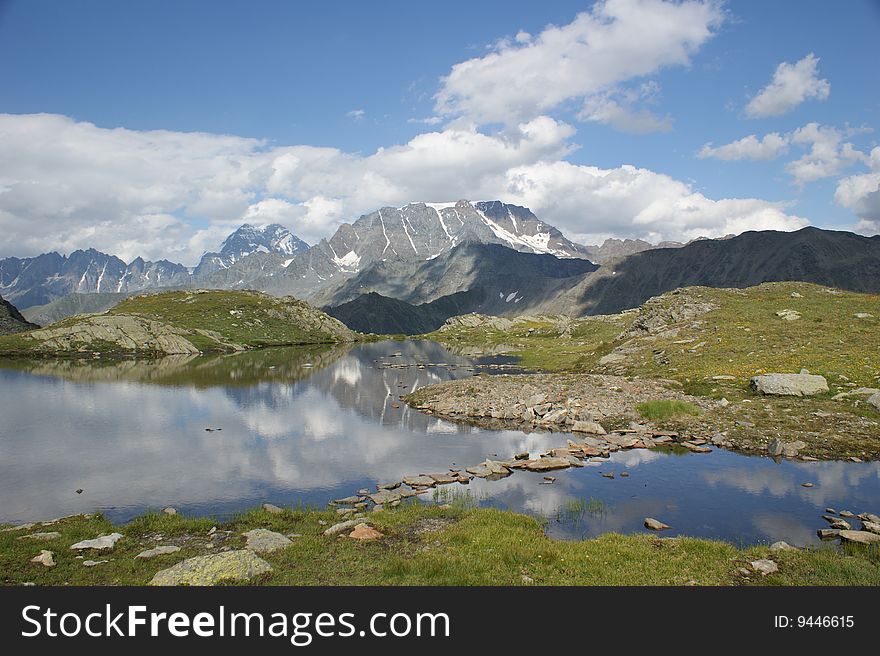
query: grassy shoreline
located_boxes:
[3,503,879,586]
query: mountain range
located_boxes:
[3,200,879,335]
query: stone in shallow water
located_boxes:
[402,475,436,488]
[31,550,55,567]
[136,545,181,559]
[838,530,880,545]
[369,489,402,505]
[70,533,123,551]
[243,529,293,553]
[522,457,571,473]
[644,518,670,531]
[149,550,272,586]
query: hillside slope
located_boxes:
[0,290,357,356]
[0,295,38,335]
[538,227,880,316]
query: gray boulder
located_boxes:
[750,374,829,397]
[149,550,272,586]
[867,392,880,411]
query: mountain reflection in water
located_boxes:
[1,340,877,547]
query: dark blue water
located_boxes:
[0,339,877,547]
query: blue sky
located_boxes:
[0,0,878,264]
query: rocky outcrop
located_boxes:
[0,290,358,356]
[405,372,705,432]
[26,315,202,355]
[148,550,272,586]
[750,374,829,397]
[0,295,38,335]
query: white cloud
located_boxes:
[0,112,810,264]
[786,122,866,187]
[745,53,830,119]
[578,82,673,133]
[498,160,809,244]
[434,0,723,125]
[345,109,365,121]
[698,132,789,160]
[835,146,880,230]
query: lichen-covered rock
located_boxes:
[750,374,829,397]
[242,529,292,553]
[148,550,272,586]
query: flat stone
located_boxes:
[828,520,851,530]
[750,559,778,575]
[426,473,458,485]
[83,560,108,567]
[2,523,36,532]
[402,475,436,488]
[331,496,363,506]
[862,521,880,534]
[769,541,798,552]
[243,529,292,553]
[149,550,272,586]
[17,532,61,541]
[136,545,181,559]
[838,530,880,545]
[571,420,606,435]
[839,510,855,518]
[644,518,670,531]
[817,529,840,539]
[368,489,402,505]
[261,503,283,514]
[750,373,829,397]
[348,524,383,540]
[70,533,123,551]
[31,550,55,567]
[323,519,367,537]
[522,457,571,472]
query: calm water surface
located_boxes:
[1,340,877,547]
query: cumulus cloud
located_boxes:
[434,0,723,125]
[0,111,810,264]
[786,123,868,187]
[745,53,830,119]
[835,146,880,232]
[578,82,673,133]
[698,132,789,160]
[345,109,365,121]
[497,160,808,245]
[699,123,872,188]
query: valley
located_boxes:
[1,203,879,588]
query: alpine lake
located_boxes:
[1,339,878,547]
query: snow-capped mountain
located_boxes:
[0,249,190,309]
[193,224,309,276]
[313,200,590,273]
[1,201,589,313]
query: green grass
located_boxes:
[3,504,878,586]
[0,290,358,357]
[423,314,626,372]
[637,399,703,421]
